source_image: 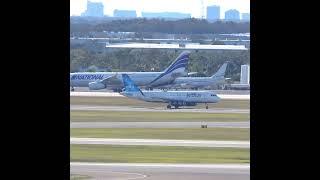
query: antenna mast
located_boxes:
[200,0,205,19]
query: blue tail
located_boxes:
[149,51,190,85]
[163,51,190,73]
[122,74,144,95]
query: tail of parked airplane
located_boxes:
[163,51,190,73]
[211,62,228,79]
[149,51,191,85]
[122,74,144,95]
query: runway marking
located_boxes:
[70,121,250,129]
[71,162,250,169]
[70,137,250,148]
[70,105,249,114]
[114,172,147,180]
[74,170,147,180]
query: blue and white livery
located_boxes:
[120,74,220,109]
[70,51,190,92]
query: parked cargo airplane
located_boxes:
[70,51,190,92]
[158,62,228,90]
[120,74,220,109]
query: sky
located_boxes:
[70,0,250,19]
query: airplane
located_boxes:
[120,74,220,109]
[158,62,229,90]
[70,51,190,92]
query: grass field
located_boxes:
[71,128,249,140]
[70,174,91,180]
[71,111,249,122]
[70,96,250,109]
[71,145,250,164]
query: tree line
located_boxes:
[71,18,249,35]
[70,48,250,82]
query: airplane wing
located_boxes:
[180,83,190,88]
[187,72,198,76]
[96,74,123,86]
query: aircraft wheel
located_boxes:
[206,105,208,109]
[71,87,74,91]
[167,105,171,109]
[174,105,179,109]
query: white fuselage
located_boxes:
[159,76,225,89]
[70,71,180,89]
[121,90,220,104]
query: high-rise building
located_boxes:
[242,13,250,21]
[240,65,250,84]
[225,9,240,21]
[206,5,220,20]
[81,0,104,17]
[114,10,137,18]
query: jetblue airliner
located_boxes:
[70,51,190,92]
[120,74,220,109]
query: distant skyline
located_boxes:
[70,0,250,19]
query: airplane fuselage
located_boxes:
[159,76,225,89]
[121,90,220,105]
[70,71,177,89]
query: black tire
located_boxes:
[167,105,171,109]
[206,106,208,109]
[174,105,179,109]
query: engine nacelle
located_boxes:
[88,82,106,90]
[171,101,197,106]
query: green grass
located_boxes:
[70,96,250,109]
[70,174,92,180]
[71,111,249,122]
[71,145,250,163]
[71,128,249,140]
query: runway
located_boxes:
[71,162,250,180]
[70,91,250,100]
[70,138,250,148]
[70,105,249,114]
[71,121,249,128]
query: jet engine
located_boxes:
[88,81,106,90]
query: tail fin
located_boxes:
[163,51,190,73]
[121,74,144,95]
[211,62,228,78]
[148,51,191,85]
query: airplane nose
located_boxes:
[216,95,221,102]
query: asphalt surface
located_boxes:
[71,121,249,128]
[71,162,250,180]
[70,91,250,100]
[70,105,249,114]
[70,138,250,148]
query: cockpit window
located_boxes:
[211,94,216,96]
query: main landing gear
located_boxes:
[205,103,209,109]
[167,104,179,109]
[71,87,74,91]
